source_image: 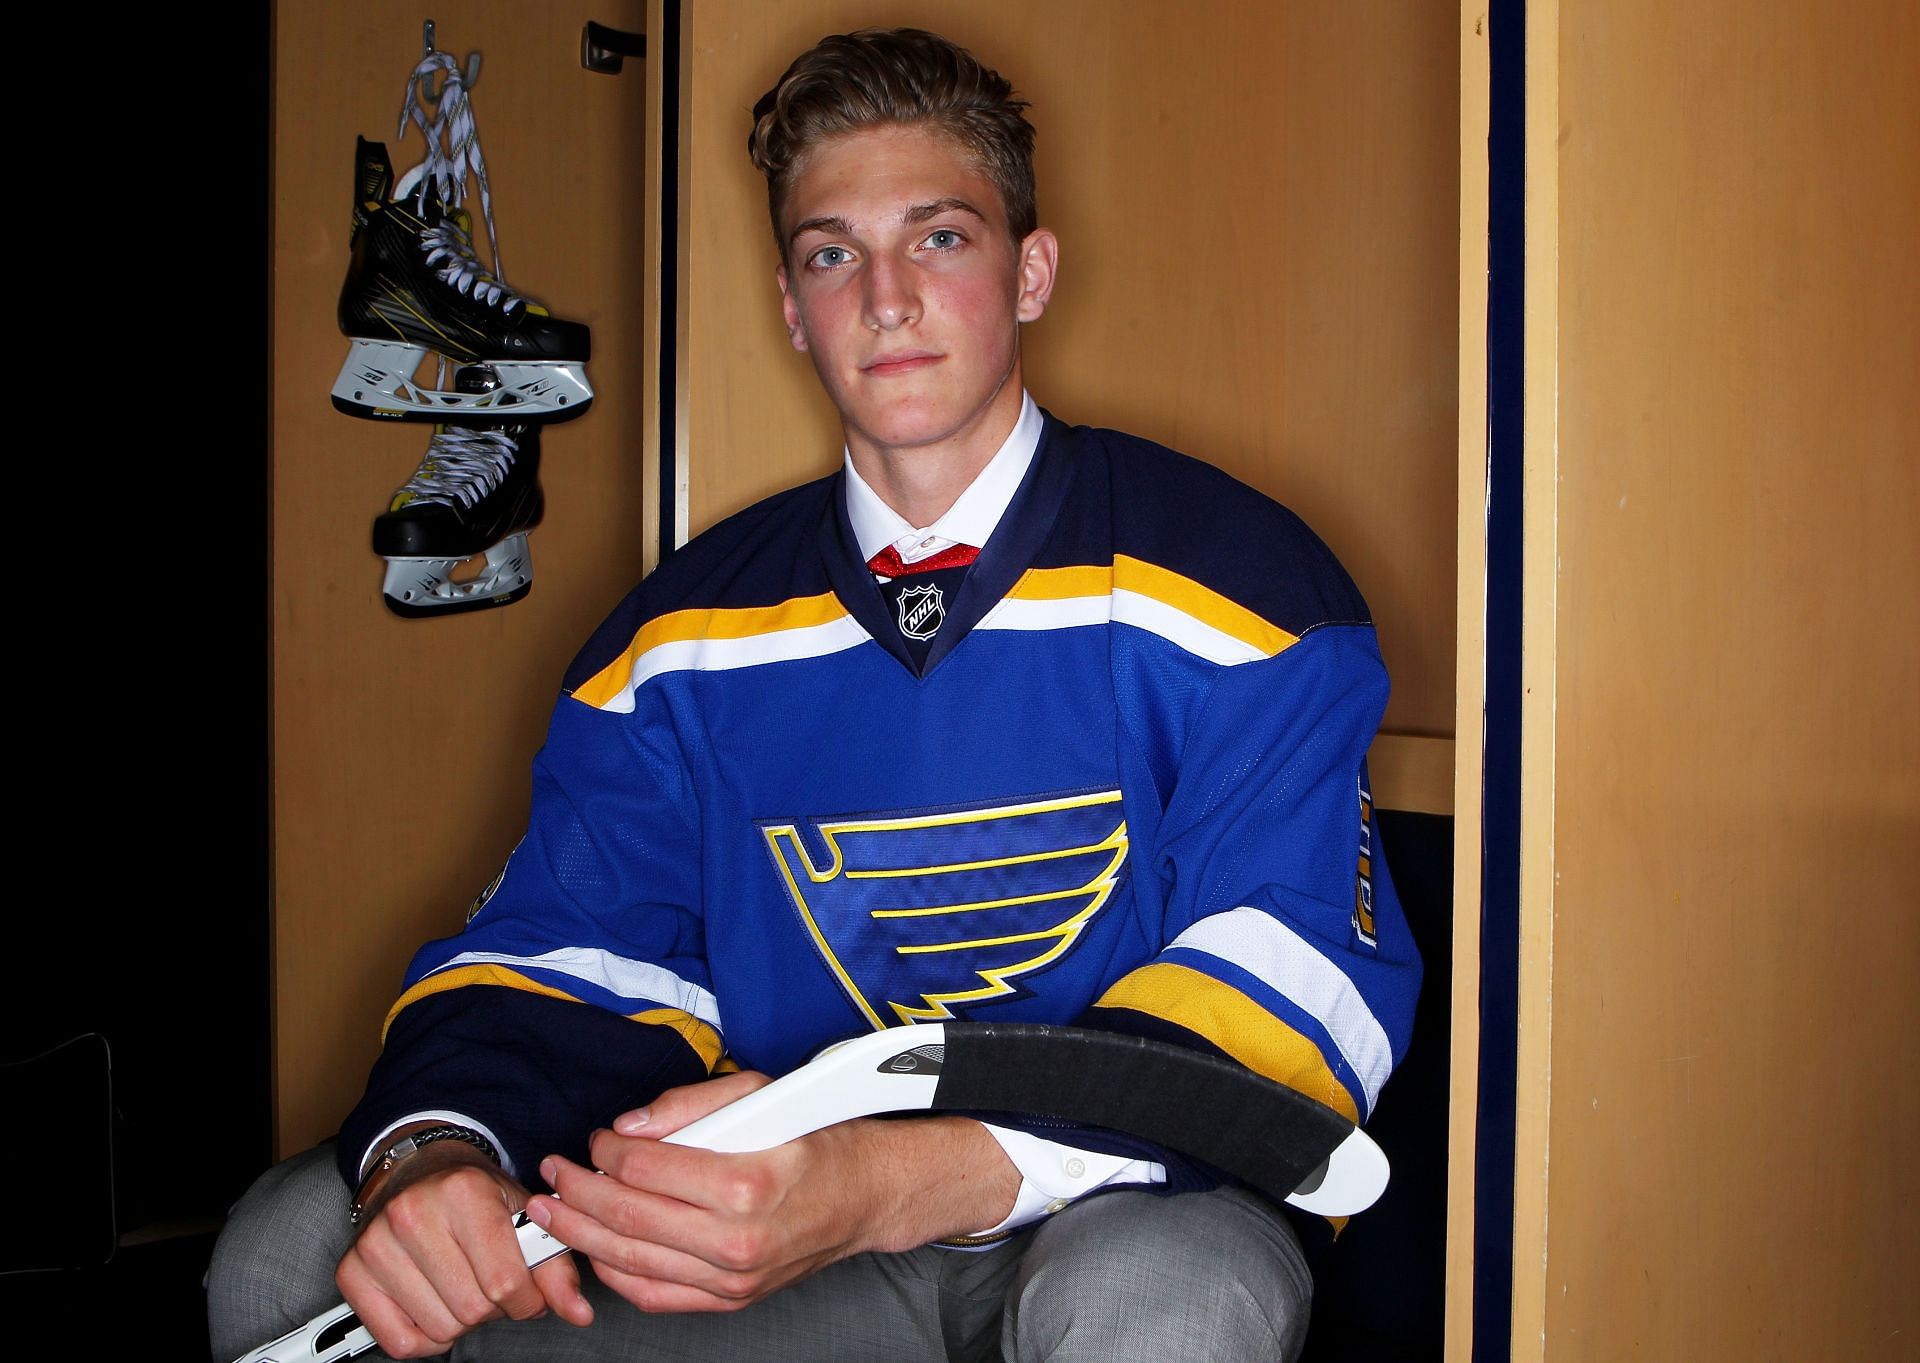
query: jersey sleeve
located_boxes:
[1087,622,1422,1133]
[337,685,721,1188]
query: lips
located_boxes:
[862,350,942,376]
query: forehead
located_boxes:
[782,123,1005,236]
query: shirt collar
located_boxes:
[844,392,1042,564]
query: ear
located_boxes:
[776,262,809,352]
[1014,229,1059,324]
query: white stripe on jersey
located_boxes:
[1169,907,1394,1114]
[977,591,1269,666]
[593,615,872,714]
[429,947,722,1028]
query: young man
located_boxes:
[210,28,1419,1363]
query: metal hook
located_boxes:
[410,21,481,109]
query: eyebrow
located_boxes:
[787,198,989,249]
[787,214,856,248]
[901,197,988,227]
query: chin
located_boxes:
[852,403,974,452]
[850,381,1016,453]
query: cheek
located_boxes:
[794,290,861,356]
[932,277,1020,351]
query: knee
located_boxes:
[206,1145,354,1360]
[1004,1188,1312,1363]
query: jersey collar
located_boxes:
[821,407,1082,681]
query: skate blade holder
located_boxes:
[333,341,593,424]
[381,535,532,618]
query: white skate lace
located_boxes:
[421,215,525,313]
[395,48,506,283]
[393,429,517,510]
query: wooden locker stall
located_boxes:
[1495,1,1919,1358]
[270,1,652,1155]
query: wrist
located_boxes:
[351,1121,503,1225]
[846,1116,1019,1254]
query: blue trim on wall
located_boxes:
[1475,2,1525,1360]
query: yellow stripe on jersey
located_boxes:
[382,965,723,1070]
[1095,961,1359,1122]
[629,1006,725,1071]
[572,592,851,709]
[1006,564,1113,601]
[1114,557,1299,658]
[1007,557,1300,659]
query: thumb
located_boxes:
[611,1070,773,1138]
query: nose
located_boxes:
[862,252,920,331]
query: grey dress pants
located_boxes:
[208,1144,1311,1363]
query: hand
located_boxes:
[335,1136,595,1358]
[524,1071,1019,1315]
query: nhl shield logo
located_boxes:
[897,583,945,640]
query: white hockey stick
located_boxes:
[235,1022,1386,1363]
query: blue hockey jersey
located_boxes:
[341,413,1423,1195]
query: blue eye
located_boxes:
[924,229,962,250]
[810,245,851,269]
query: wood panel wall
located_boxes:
[1515,2,1920,1357]
[1447,8,1492,1358]
[674,1,1460,744]
[271,1,650,1156]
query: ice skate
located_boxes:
[333,137,592,425]
[374,424,544,617]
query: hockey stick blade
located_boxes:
[662,1022,1387,1216]
[235,1023,1385,1362]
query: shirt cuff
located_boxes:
[356,1110,519,1183]
[962,1124,1166,1239]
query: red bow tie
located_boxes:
[867,543,980,578]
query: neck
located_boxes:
[847,377,1025,528]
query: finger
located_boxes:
[445,1200,549,1323]
[348,1288,461,1359]
[370,1162,530,1336]
[589,1255,762,1315]
[613,1071,773,1137]
[577,1130,790,1216]
[526,1191,745,1297]
[338,1244,461,1359]
[548,1148,748,1238]
[532,1247,596,1327]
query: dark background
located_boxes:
[1,7,273,1349]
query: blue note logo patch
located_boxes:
[760,790,1130,1028]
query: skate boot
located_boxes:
[333,137,593,424]
[374,424,545,617]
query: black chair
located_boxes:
[1298,809,1452,1362]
